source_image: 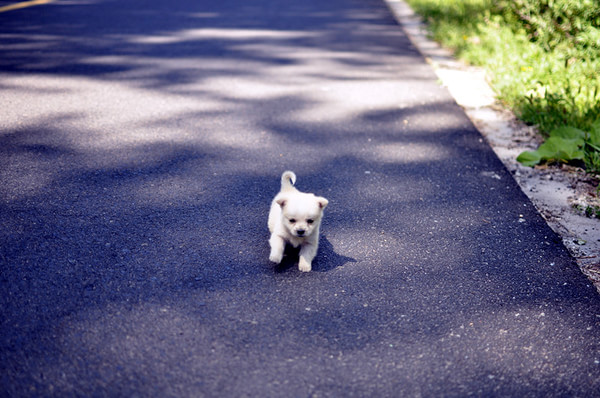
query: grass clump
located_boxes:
[404,0,600,175]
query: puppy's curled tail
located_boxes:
[280,171,297,192]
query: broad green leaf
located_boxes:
[537,136,585,161]
[517,150,542,166]
[549,126,586,140]
[518,136,585,167]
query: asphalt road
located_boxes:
[1,0,600,396]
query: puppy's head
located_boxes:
[276,192,328,238]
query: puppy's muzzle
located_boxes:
[296,229,306,237]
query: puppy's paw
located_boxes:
[298,258,312,272]
[269,251,283,264]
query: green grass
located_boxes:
[405,0,600,175]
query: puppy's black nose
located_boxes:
[296,229,305,236]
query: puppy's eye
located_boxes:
[289,219,296,224]
[307,219,314,224]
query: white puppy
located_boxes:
[268,171,328,272]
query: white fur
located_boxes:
[268,171,328,272]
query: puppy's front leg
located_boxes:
[298,243,318,272]
[269,234,285,264]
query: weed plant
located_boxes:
[405,0,600,175]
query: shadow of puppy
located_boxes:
[274,235,356,273]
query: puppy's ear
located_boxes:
[276,196,287,208]
[317,197,328,210]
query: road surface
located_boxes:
[1,0,599,396]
